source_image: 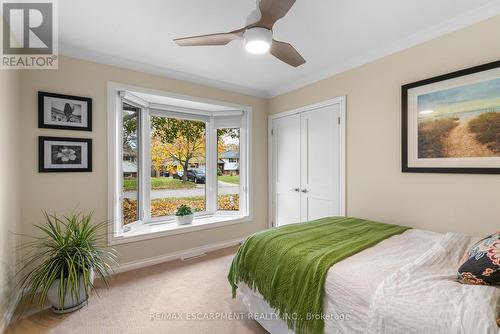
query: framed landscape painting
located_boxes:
[39,136,92,172]
[38,91,92,131]
[402,60,500,174]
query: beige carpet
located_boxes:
[6,246,268,334]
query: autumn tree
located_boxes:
[217,128,239,155]
[218,138,228,156]
[151,119,240,182]
[151,137,170,177]
[152,117,205,182]
[122,109,138,150]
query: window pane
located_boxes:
[150,116,206,218]
[217,128,240,211]
[122,104,139,225]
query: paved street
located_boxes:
[124,181,239,199]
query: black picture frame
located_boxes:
[402,60,500,174]
[39,136,92,173]
[38,91,92,131]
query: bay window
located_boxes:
[108,83,251,244]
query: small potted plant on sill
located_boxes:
[175,204,194,225]
[18,212,117,314]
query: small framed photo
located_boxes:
[38,91,92,131]
[39,137,92,173]
[402,60,500,174]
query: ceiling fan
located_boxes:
[173,0,305,67]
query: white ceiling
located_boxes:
[59,0,500,97]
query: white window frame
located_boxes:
[107,82,252,245]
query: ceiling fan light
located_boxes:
[244,27,272,54]
[245,40,270,54]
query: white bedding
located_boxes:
[368,232,500,334]
[237,229,500,333]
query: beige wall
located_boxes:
[14,14,500,276]
[0,69,21,325]
[19,56,269,265]
[269,15,500,236]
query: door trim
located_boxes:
[268,96,346,228]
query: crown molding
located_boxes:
[59,43,269,98]
[268,2,500,97]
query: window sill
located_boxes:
[109,214,250,245]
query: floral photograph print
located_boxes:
[402,60,500,173]
[39,137,92,172]
[52,145,82,165]
[38,92,92,131]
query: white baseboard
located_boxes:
[0,288,22,334]
[112,238,243,274]
[0,238,244,331]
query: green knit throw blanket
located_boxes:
[228,216,410,334]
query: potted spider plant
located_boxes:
[175,204,194,225]
[18,212,117,313]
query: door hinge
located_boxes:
[271,129,274,135]
[338,117,341,125]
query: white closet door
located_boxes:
[273,114,301,226]
[300,104,340,222]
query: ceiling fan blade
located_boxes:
[174,30,244,46]
[256,0,296,29]
[270,40,305,67]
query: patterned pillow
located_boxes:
[457,232,500,285]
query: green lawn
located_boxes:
[123,177,196,191]
[218,175,240,184]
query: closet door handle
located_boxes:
[301,189,309,193]
[290,188,300,192]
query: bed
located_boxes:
[229,218,500,334]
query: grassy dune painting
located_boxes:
[417,78,500,158]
